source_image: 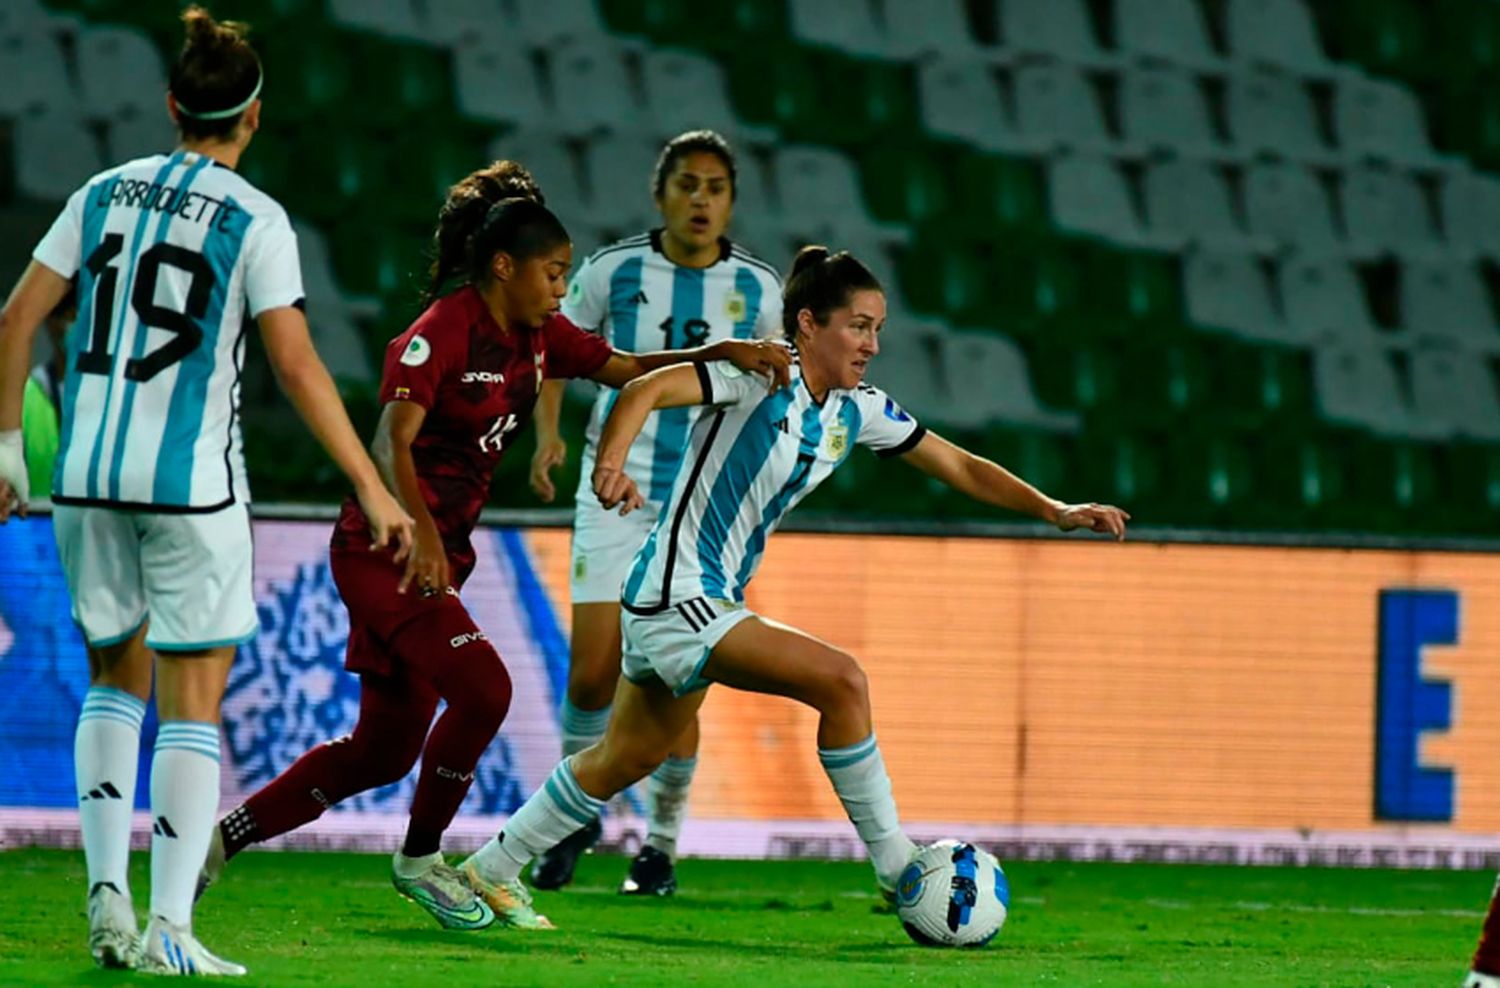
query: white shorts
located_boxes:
[53,502,258,651]
[620,598,756,696]
[569,492,661,605]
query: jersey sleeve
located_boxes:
[561,253,608,331]
[31,185,87,279]
[852,383,926,458]
[753,272,784,341]
[543,313,614,379]
[380,323,453,409]
[240,207,306,317]
[695,359,772,408]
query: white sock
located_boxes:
[472,758,604,884]
[393,850,442,879]
[149,721,222,927]
[819,734,915,885]
[75,687,146,898]
[645,756,697,860]
[560,699,611,757]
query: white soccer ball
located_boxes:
[894,840,1010,947]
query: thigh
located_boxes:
[385,597,508,707]
[53,504,147,647]
[569,495,658,605]
[139,503,257,652]
[700,615,855,705]
[567,601,623,695]
[352,662,441,749]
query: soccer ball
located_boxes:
[894,840,1010,947]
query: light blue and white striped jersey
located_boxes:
[563,230,782,504]
[621,354,925,614]
[32,151,304,511]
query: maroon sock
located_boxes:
[398,615,513,857]
[231,672,436,858]
[1475,874,1500,974]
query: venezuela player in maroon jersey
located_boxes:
[198,189,790,932]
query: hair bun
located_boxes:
[789,245,830,281]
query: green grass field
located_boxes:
[0,848,1489,986]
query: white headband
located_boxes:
[174,72,262,121]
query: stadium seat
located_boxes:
[981,428,1079,502]
[486,131,586,221]
[861,142,957,227]
[293,220,378,318]
[1312,344,1447,439]
[1434,1,1500,82]
[452,40,550,127]
[1242,161,1342,256]
[1184,250,1296,344]
[351,38,454,126]
[1026,338,1121,412]
[991,238,1089,337]
[771,145,908,249]
[916,58,1041,155]
[13,110,104,201]
[549,38,644,136]
[935,331,1082,432]
[0,0,59,43]
[1119,66,1227,160]
[417,0,508,48]
[280,134,388,223]
[103,110,176,163]
[511,0,609,47]
[897,240,993,325]
[1279,257,1384,346]
[1410,350,1500,442]
[1014,62,1117,154]
[864,319,948,423]
[1212,338,1315,427]
[239,128,294,202]
[1224,0,1339,80]
[1329,0,1434,82]
[1113,0,1228,74]
[1338,165,1444,260]
[1143,159,1273,252]
[1080,243,1184,336]
[1333,75,1447,171]
[75,25,166,121]
[1047,153,1161,248]
[1441,442,1500,517]
[1165,433,1256,525]
[1398,259,1500,353]
[330,223,426,303]
[641,49,772,144]
[880,0,991,61]
[728,42,824,138]
[327,0,425,41]
[0,28,80,119]
[1225,71,1336,164]
[257,32,355,123]
[948,153,1046,235]
[997,0,1119,68]
[1344,437,1441,530]
[787,0,882,55]
[1439,168,1500,260]
[581,133,661,233]
[386,129,494,226]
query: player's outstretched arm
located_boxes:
[590,339,790,393]
[528,379,567,503]
[592,364,709,516]
[899,430,1130,540]
[257,306,413,557]
[0,261,71,521]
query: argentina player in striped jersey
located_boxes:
[462,247,1129,922]
[527,131,782,894]
[0,7,411,975]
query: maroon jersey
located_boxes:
[333,286,612,581]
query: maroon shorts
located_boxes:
[329,548,483,678]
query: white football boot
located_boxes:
[135,915,246,977]
[1465,971,1500,988]
[87,882,139,969]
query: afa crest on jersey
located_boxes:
[825,424,849,459]
[724,290,747,322]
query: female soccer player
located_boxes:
[0,7,413,976]
[462,246,1129,922]
[527,130,782,896]
[199,194,791,933]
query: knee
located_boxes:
[819,654,869,715]
[566,649,619,710]
[343,730,425,789]
[585,741,665,795]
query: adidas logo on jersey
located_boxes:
[461,371,505,384]
[772,417,790,434]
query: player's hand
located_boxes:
[721,340,792,393]
[356,481,414,563]
[398,521,451,596]
[1055,502,1130,541]
[529,437,567,503]
[0,430,30,523]
[593,464,644,516]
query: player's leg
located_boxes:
[621,716,700,896]
[382,603,512,930]
[701,615,915,893]
[464,676,705,926]
[1468,873,1500,986]
[54,504,152,968]
[132,505,258,976]
[531,601,619,889]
